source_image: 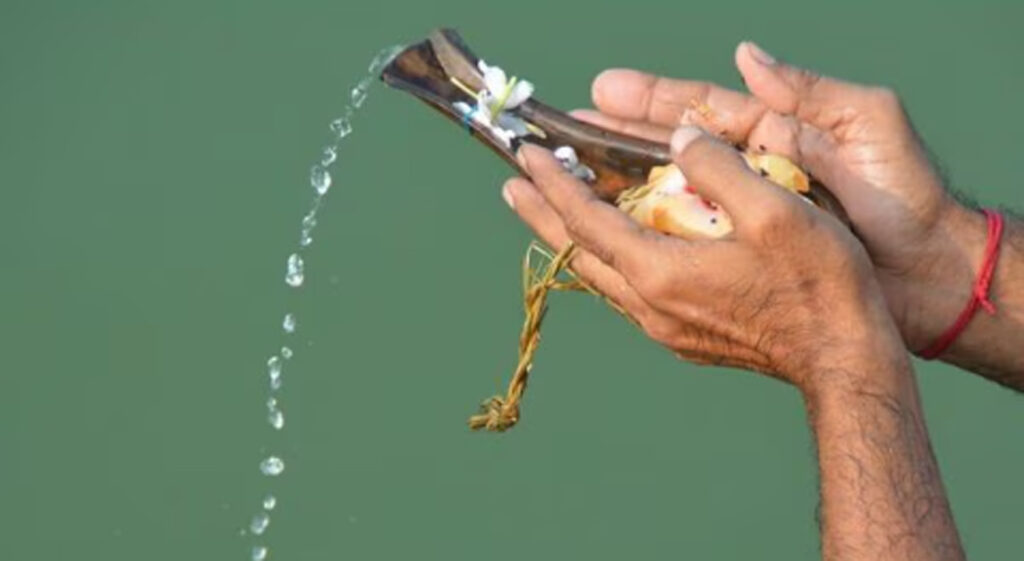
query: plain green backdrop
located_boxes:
[1,1,1022,559]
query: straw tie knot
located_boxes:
[468,396,521,432]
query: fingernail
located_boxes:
[745,41,775,65]
[501,183,516,210]
[670,126,704,156]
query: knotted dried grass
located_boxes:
[467,187,643,432]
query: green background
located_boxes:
[2,1,1022,559]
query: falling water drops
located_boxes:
[310,165,332,195]
[266,396,285,429]
[267,409,284,430]
[350,79,371,108]
[285,253,305,287]
[368,44,404,74]
[330,117,353,138]
[260,456,285,476]
[321,146,337,167]
[266,356,282,390]
[250,512,270,535]
[242,44,406,560]
[299,212,318,247]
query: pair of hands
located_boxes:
[503,42,977,394]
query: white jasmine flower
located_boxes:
[451,60,538,148]
[553,146,597,182]
[478,60,535,112]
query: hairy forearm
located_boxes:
[898,204,1024,389]
[805,350,964,561]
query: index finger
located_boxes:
[517,144,661,276]
[591,69,767,140]
[670,126,793,234]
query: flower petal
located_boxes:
[504,80,534,109]
[553,146,579,166]
[483,66,508,97]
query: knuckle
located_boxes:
[798,68,823,92]
[749,199,797,242]
[560,207,589,240]
[636,267,675,300]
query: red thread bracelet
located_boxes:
[917,209,1005,360]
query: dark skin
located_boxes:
[572,41,1024,389]
[495,40,1024,559]
[507,134,964,561]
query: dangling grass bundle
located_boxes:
[379,27,849,433]
[467,175,677,432]
[467,242,582,431]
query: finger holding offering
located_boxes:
[501,177,654,322]
[516,144,667,277]
[513,130,902,389]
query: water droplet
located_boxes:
[285,253,304,287]
[321,146,337,167]
[368,44,405,75]
[330,117,352,138]
[280,346,293,360]
[302,213,317,230]
[250,512,270,535]
[263,495,277,511]
[252,545,268,561]
[310,165,332,195]
[267,356,282,389]
[267,409,284,430]
[350,79,370,109]
[260,456,285,476]
[299,233,313,247]
[282,313,296,334]
[267,397,277,410]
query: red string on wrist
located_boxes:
[917,209,1005,360]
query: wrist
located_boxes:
[880,201,989,350]
[801,344,915,419]
[794,296,912,400]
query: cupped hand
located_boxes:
[503,131,904,392]
[572,42,985,352]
